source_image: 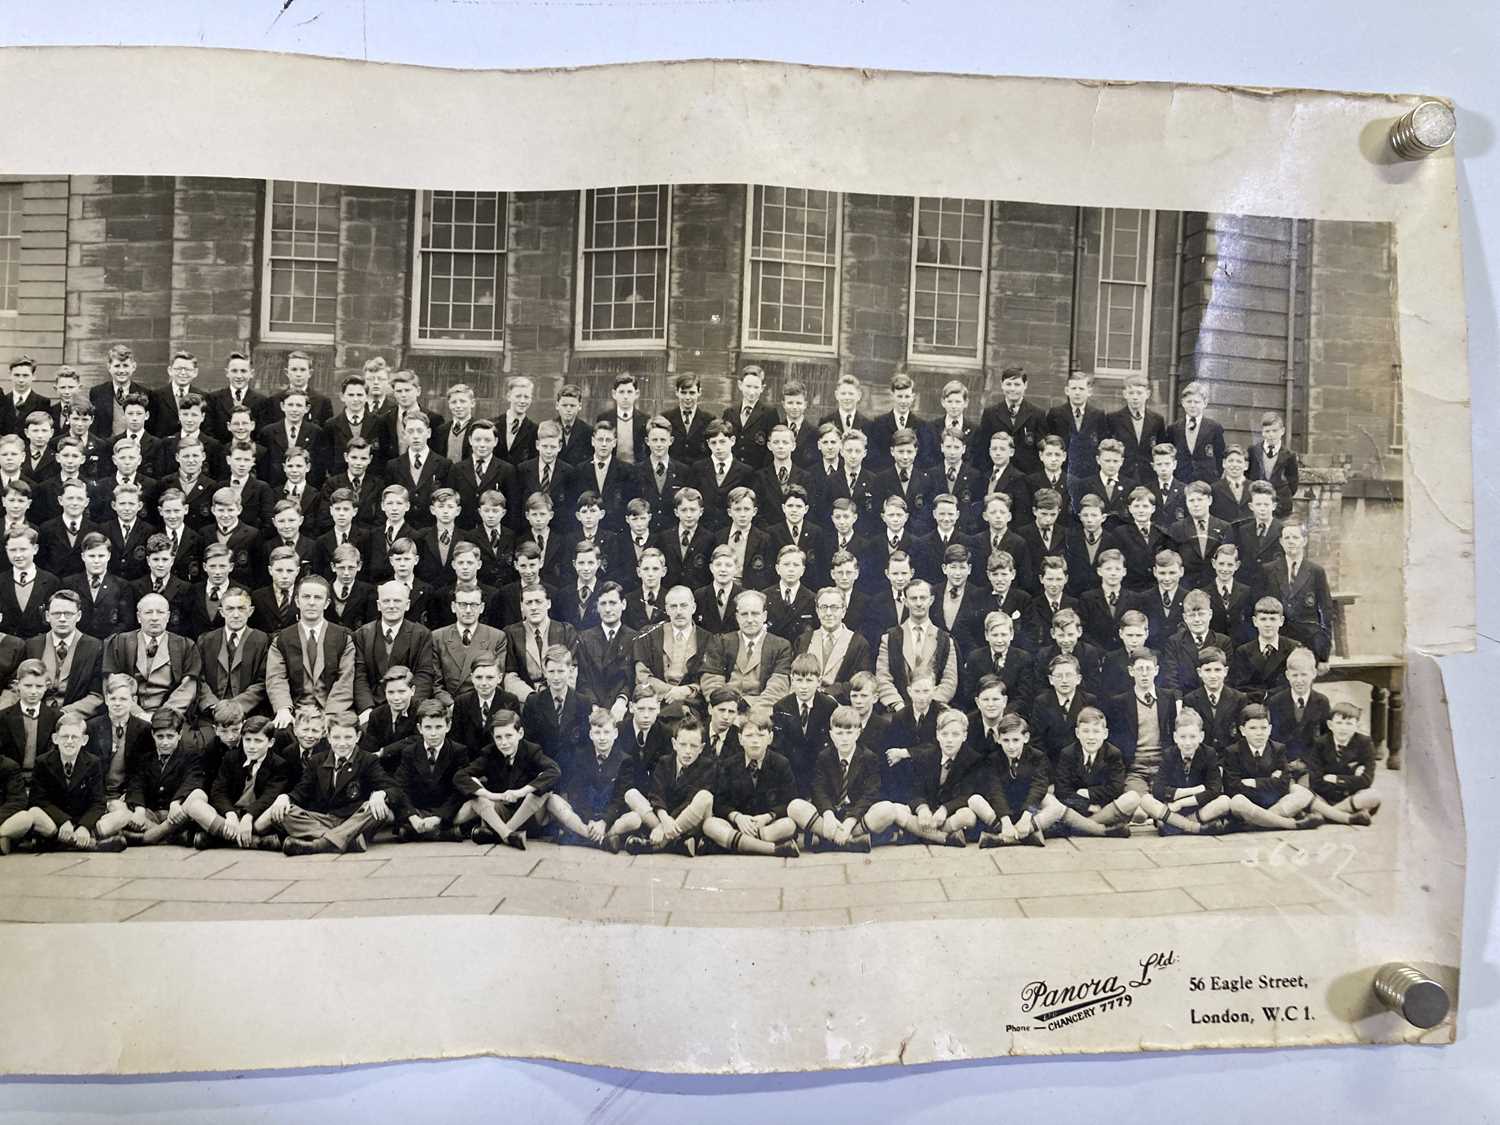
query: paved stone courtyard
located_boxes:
[0,775,1398,927]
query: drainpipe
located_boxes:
[1068,207,1084,375]
[1285,219,1300,446]
[1167,210,1185,410]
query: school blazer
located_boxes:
[450,457,518,530]
[571,455,639,530]
[1229,637,1298,701]
[663,406,710,464]
[1078,586,1139,651]
[0,700,60,771]
[1054,740,1128,807]
[1266,687,1333,764]
[636,457,693,533]
[652,524,714,592]
[1029,690,1099,761]
[808,746,882,821]
[265,622,356,717]
[0,569,61,639]
[455,739,560,798]
[1112,522,1165,591]
[1150,743,1224,804]
[554,419,594,467]
[1309,733,1375,798]
[714,749,797,818]
[1159,627,1232,695]
[692,582,743,636]
[207,749,292,816]
[159,473,221,534]
[256,419,329,486]
[1105,407,1169,479]
[1210,478,1254,526]
[90,382,160,438]
[30,748,107,830]
[0,390,52,439]
[793,626,872,702]
[287,747,392,820]
[770,691,838,784]
[558,744,635,821]
[977,399,1047,473]
[249,587,301,636]
[1202,579,1257,643]
[23,631,103,714]
[429,622,507,705]
[1072,472,1134,525]
[195,626,271,720]
[959,645,1036,720]
[430,415,478,466]
[1220,738,1291,801]
[724,401,778,469]
[203,387,268,442]
[124,744,205,810]
[1103,689,1181,765]
[100,630,202,718]
[385,452,452,527]
[449,688,517,754]
[327,413,393,466]
[642,751,717,814]
[352,619,437,712]
[632,622,710,708]
[573,624,639,713]
[979,745,1053,820]
[1166,516,1235,586]
[693,457,758,529]
[390,738,471,821]
[266,387,336,428]
[1260,560,1334,660]
[358,703,421,765]
[622,586,668,632]
[320,578,376,631]
[494,415,539,467]
[512,458,575,528]
[318,471,387,532]
[1169,416,1227,484]
[1249,442,1299,512]
[1044,403,1108,480]
[1138,584,1190,648]
[908,745,985,811]
[1144,477,1188,530]
[764,584,816,642]
[1182,685,1247,754]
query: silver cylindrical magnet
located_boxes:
[1389,101,1457,160]
[1373,963,1450,1028]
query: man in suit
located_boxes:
[976,365,1047,475]
[430,585,507,707]
[1169,381,1227,484]
[1105,374,1170,482]
[633,586,710,721]
[194,586,269,743]
[265,575,357,726]
[1159,589,1233,696]
[25,589,104,717]
[0,355,52,440]
[501,582,578,704]
[1204,543,1257,645]
[663,373,710,465]
[265,711,394,854]
[519,645,591,764]
[574,582,638,718]
[1260,521,1334,664]
[793,586,873,703]
[495,374,539,467]
[385,414,450,530]
[203,351,266,444]
[724,365,777,471]
[1103,649,1181,786]
[698,589,793,710]
[100,592,202,723]
[874,579,959,711]
[351,580,438,723]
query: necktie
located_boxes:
[460,628,472,647]
[145,637,159,661]
[429,751,440,769]
[580,584,593,604]
[510,417,520,439]
[939,758,951,786]
[487,530,499,553]
[289,425,299,446]
[1294,697,1305,721]
[67,521,78,538]
[899,469,910,486]
[1258,522,1268,537]
[800,704,810,730]
[532,626,545,665]
[476,459,488,479]
[912,625,924,651]
[440,530,451,548]
[55,636,68,666]
[412,454,424,475]
[1107,591,1116,610]
[778,466,788,487]
[64,761,73,782]
[554,694,565,717]
[1143,693,1155,707]
[741,406,751,427]
[1187,417,1197,433]
[656,460,667,487]
[732,530,743,545]
[226,632,239,661]
[1132,412,1143,422]
[1267,446,1277,460]
[540,464,552,493]
[351,475,363,492]
[718,588,729,615]
[1162,591,1171,611]
[386,525,398,548]
[384,626,396,649]
[1073,410,1082,428]
[715,461,727,485]
[338,584,350,602]
[681,530,691,556]
[1290,561,1299,583]
[1197,519,1207,536]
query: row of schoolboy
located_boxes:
[0,629,1378,858]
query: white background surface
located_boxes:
[1,1,1497,1119]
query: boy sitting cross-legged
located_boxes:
[545,706,639,849]
[1305,701,1382,827]
[454,707,559,850]
[701,706,801,858]
[1049,705,1140,837]
[787,704,899,853]
[1137,708,1232,836]
[183,715,292,850]
[890,708,985,847]
[389,698,471,842]
[617,715,718,856]
[974,713,1067,848]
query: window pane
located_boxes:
[579,186,669,343]
[265,180,340,335]
[417,190,507,344]
[0,184,20,313]
[1093,207,1154,371]
[745,185,841,350]
[910,197,987,360]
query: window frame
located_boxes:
[408,189,509,354]
[740,185,844,358]
[0,182,21,318]
[906,196,990,369]
[258,179,341,345]
[1092,207,1158,378]
[1390,368,1404,452]
[573,185,672,353]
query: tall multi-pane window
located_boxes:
[0,185,21,315]
[1093,207,1156,375]
[412,190,506,348]
[576,186,670,348]
[261,180,340,341]
[909,197,988,366]
[743,186,841,353]
[1391,375,1404,451]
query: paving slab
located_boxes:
[318,897,505,919]
[102,878,293,903]
[126,901,325,923]
[850,899,1025,924]
[1019,888,1204,918]
[443,873,615,912]
[943,870,1114,900]
[271,875,458,902]
[369,853,537,878]
[0,874,130,899]
[64,854,240,880]
[0,897,153,923]
[683,863,849,889]
[666,908,852,929]
[605,883,783,915]
[530,858,687,887]
[783,879,947,912]
[990,847,1156,874]
[1101,863,1277,893]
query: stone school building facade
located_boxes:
[0,175,1403,653]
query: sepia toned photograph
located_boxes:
[0,174,1406,927]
